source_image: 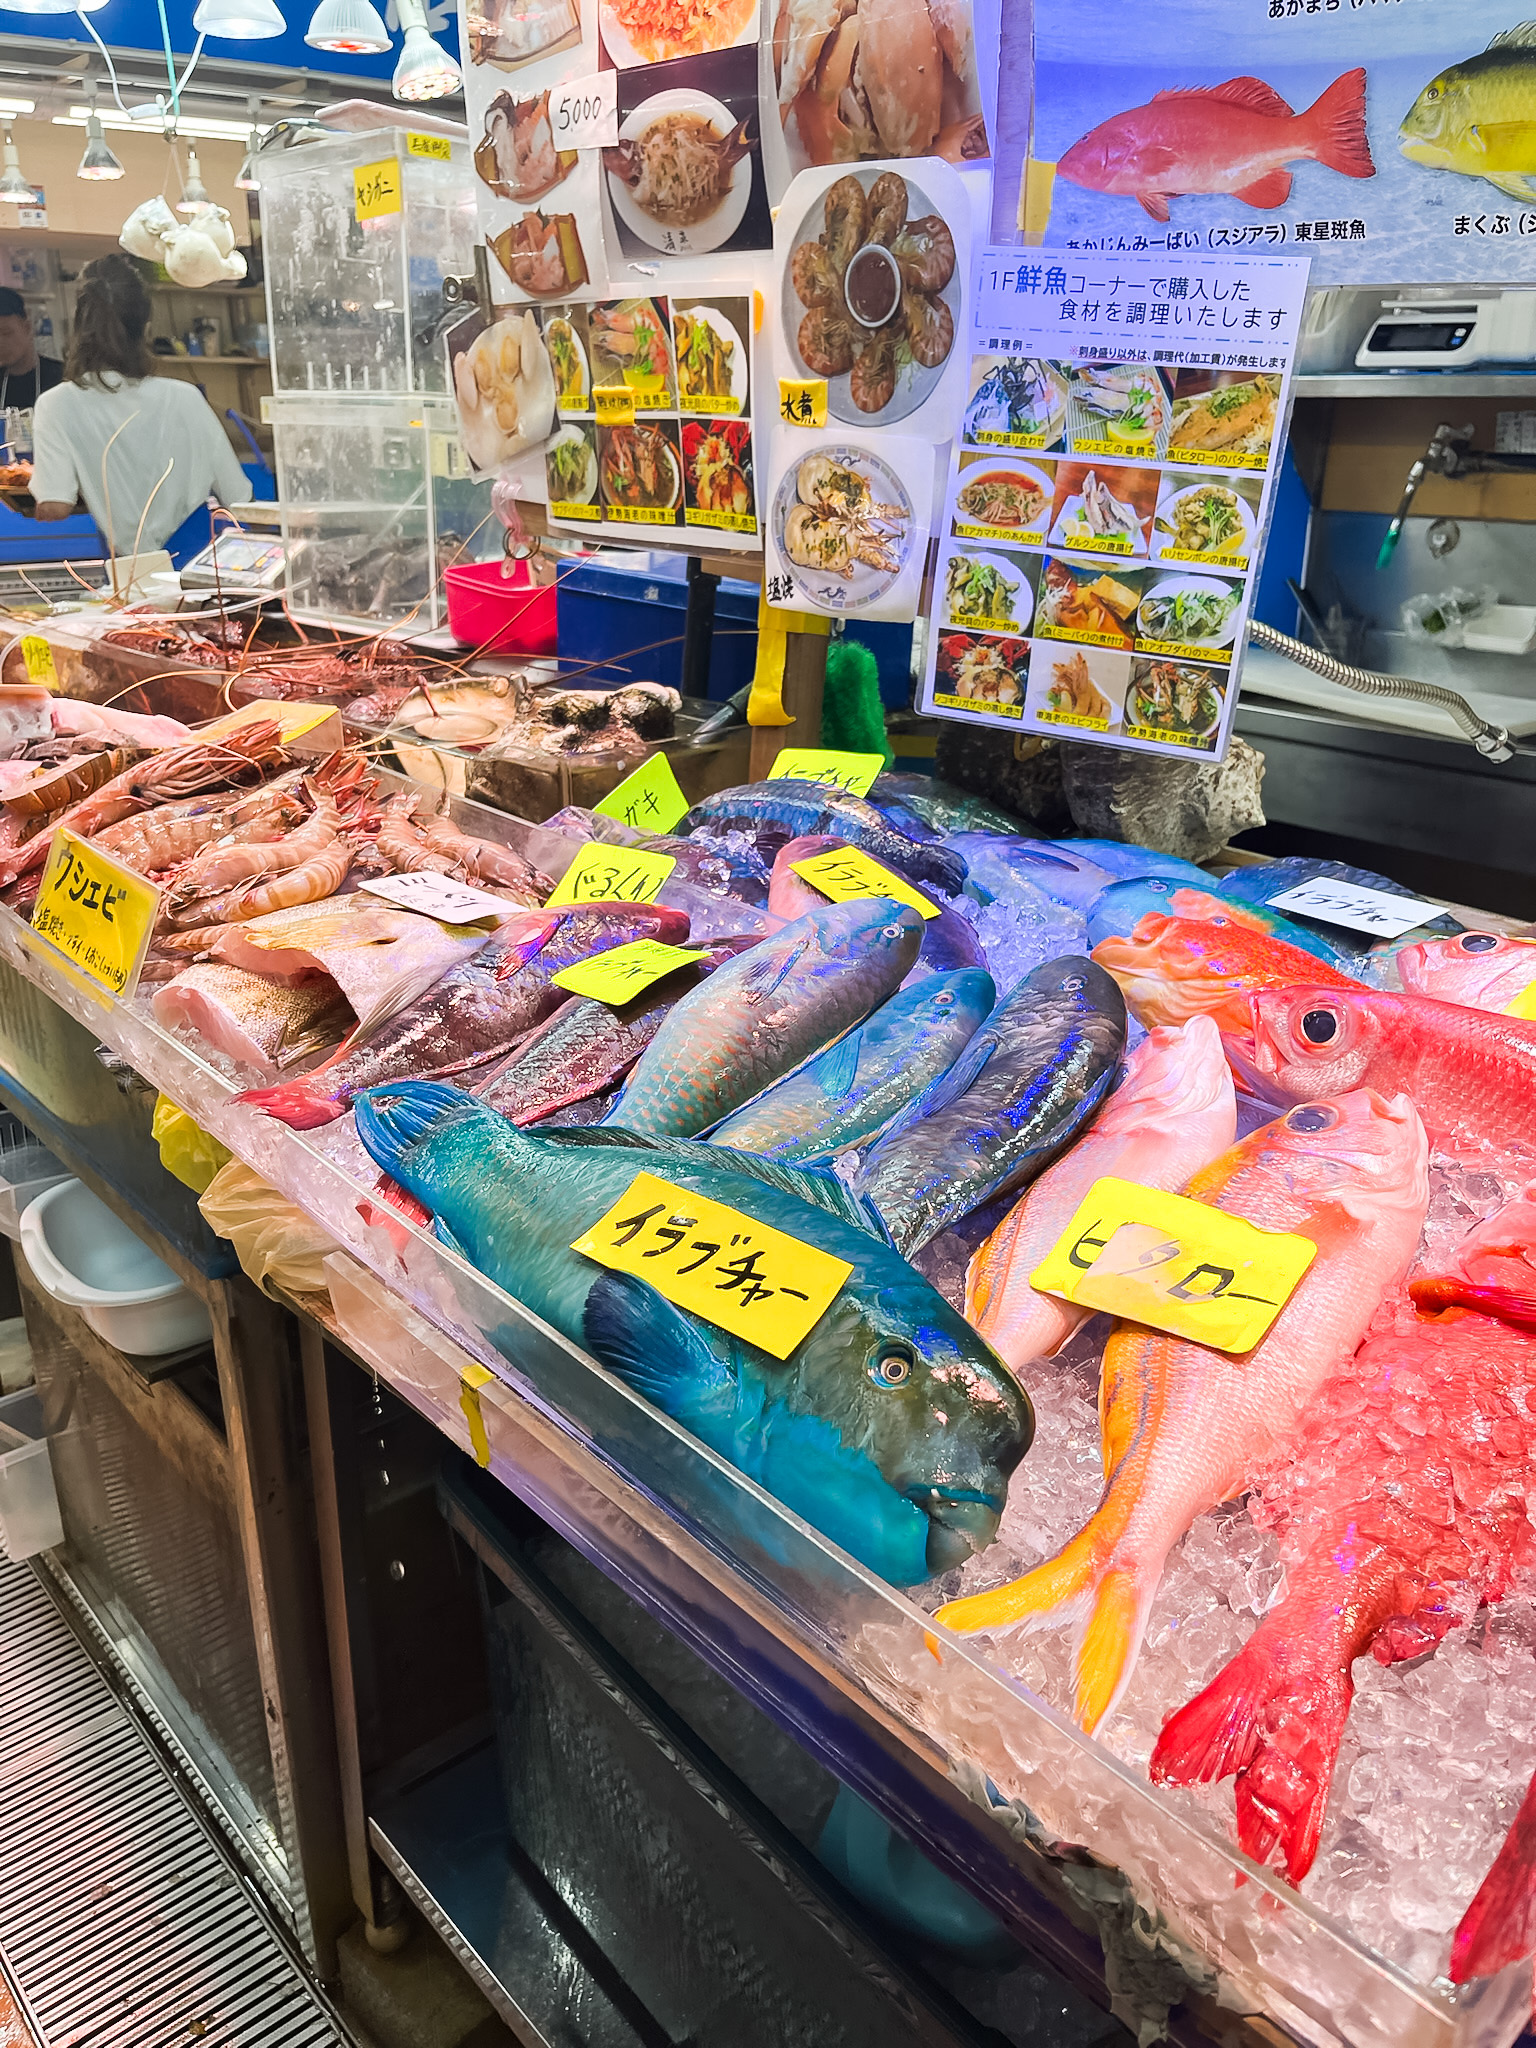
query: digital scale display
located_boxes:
[181,532,289,590]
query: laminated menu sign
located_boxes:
[916,247,1310,762]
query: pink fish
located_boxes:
[768,835,850,920]
[1058,69,1374,221]
[1396,929,1536,1017]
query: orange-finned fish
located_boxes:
[934,1091,1429,1733]
[1056,69,1375,221]
[965,1016,1236,1378]
[1396,928,1536,1017]
[1091,912,1363,1034]
[1152,1190,1536,1884]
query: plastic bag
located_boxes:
[152,1093,231,1194]
[197,1159,336,1301]
[1400,585,1498,647]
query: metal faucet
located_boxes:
[1378,421,1536,567]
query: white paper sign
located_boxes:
[360,873,509,925]
[1269,879,1439,941]
[548,70,618,152]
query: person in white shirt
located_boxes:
[31,252,252,556]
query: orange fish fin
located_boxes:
[1137,192,1172,222]
[1409,1275,1536,1333]
[1154,76,1293,120]
[1233,169,1292,209]
[1303,66,1374,179]
[1073,1568,1150,1732]
[1451,1767,1536,1983]
[935,1520,1108,1638]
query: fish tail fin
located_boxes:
[935,1520,1107,1641]
[1303,66,1374,180]
[1451,1768,1536,1983]
[237,1076,346,1130]
[1409,1274,1536,1333]
[353,1079,483,1174]
[1151,1618,1349,1884]
[1072,1567,1155,1733]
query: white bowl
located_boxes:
[21,1180,212,1358]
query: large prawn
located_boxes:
[417,809,550,902]
[166,778,354,927]
[169,755,371,896]
[94,788,306,878]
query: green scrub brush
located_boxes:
[821,634,892,765]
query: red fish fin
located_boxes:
[1154,76,1293,119]
[1409,1275,1536,1333]
[374,1172,432,1228]
[1451,1768,1536,1983]
[1151,1632,1272,1787]
[1233,169,1292,210]
[1138,192,1172,222]
[1303,66,1374,179]
[238,1078,346,1129]
[1074,1568,1151,1733]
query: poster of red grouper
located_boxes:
[1023,2,1536,284]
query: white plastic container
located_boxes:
[20,1179,212,1358]
[1462,602,1536,655]
[0,1113,69,1242]
[0,1387,62,1559]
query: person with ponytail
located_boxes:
[31,252,251,557]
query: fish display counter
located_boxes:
[0,720,1533,2048]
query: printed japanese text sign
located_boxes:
[553,939,705,1003]
[594,385,637,427]
[769,748,885,796]
[1269,878,1438,939]
[1030,1176,1317,1354]
[791,847,940,921]
[571,1171,852,1359]
[359,872,508,925]
[593,753,689,834]
[31,827,161,1000]
[545,843,676,907]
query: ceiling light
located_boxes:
[0,0,107,12]
[306,0,390,51]
[59,108,265,142]
[0,101,36,117]
[191,0,286,37]
[0,132,36,204]
[177,146,212,212]
[78,111,124,180]
[393,0,461,101]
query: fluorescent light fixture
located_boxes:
[191,0,286,37]
[0,0,107,12]
[78,110,124,179]
[60,107,266,142]
[306,0,390,51]
[0,132,36,203]
[0,100,36,117]
[393,0,460,101]
[177,145,211,212]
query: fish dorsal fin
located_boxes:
[1154,77,1293,118]
[539,1126,660,1151]
[1490,20,1536,48]
[653,1136,893,1242]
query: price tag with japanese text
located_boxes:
[770,748,884,796]
[31,827,161,1000]
[545,842,676,908]
[359,871,508,925]
[778,378,827,429]
[593,753,689,834]
[19,635,56,685]
[1505,981,1536,1022]
[1268,878,1438,941]
[1030,1177,1317,1355]
[354,159,402,221]
[594,385,637,427]
[198,698,343,752]
[791,846,939,921]
[571,1171,852,1359]
[553,938,704,1004]
[406,132,453,160]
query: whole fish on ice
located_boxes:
[955,834,1112,915]
[1087,878,1352,971]
[1054,839,1210,887]
[1092,912,1363,1034]
[936,1091,1429,1731]
[682,781,967,899]
[1395,929,1536,1015]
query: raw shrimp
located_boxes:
[417,810,550,902]
[171,836,353,928]
[170,762,364,898]
[375,794,457,876]
[95,789,303,877]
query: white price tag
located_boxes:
[548,71,619,151]
[1269,878,1439,940]
[360,872,508,925]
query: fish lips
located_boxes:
[914,1489,1005,1573]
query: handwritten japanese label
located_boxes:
[553,938,704,1004]
[19,635,55,686]
[31,827,161,999]
[359,871,507,924]
[790,847,939,921]
[354,159,402,221]
[594,384,637,427]
[406,132,452,160]
[548,69,619,150]
[1031,1176,1316,1354]
[769,748,884,796]
[1268,878,1437,940]
[571,1170,852,1359]
[778,378,828,429]
[545,842,676,907]
[593,752,688,834]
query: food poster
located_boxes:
[447,308,557,476]
[603,44,774,261]
[764,431,931,620]
[917,246,1310,757]
[541,293,762,538]
[1022,2,1536,286]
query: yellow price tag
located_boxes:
[199,699,342,746]
[459,1362,494,1467]
[354,159,402,221]
[572,1170,852,1360]
[778,378,828,429]
[31,826,162,1000]
[770,748,884,796]
[545,842,676,908]
[790,847,938,921]
[19,635,55,686]
[1506,981,1536,1021]
[1030,1176,1318,1355]
[553,938,705,1004]
[594,385,637,426]
[593,753,689,834]
[406,132,453,159]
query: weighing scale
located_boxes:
[1355,293,1536,371]
[178,530,290,594]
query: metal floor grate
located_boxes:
[0,1551,349,2048]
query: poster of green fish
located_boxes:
[1025,2,1536,283]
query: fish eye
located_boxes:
[881,922,904,940]
[934,991,954,1006]
[1460,932,1500,952]
[868,1344,914,1388]
[1301,1008,1339,1044]
[1061,974,1085,992]
[1285,1103,1337,1133]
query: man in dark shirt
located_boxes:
[0,287,62,413]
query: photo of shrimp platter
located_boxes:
[605,46,771,259]
[776,158,967,432]
[1022,639,1129,731]
[766,438,924,618]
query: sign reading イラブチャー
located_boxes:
[1023,2,1536,286]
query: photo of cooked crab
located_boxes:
[475,89,576,203]
[589,298,676,408]
[681,419,756,528]
[782,167,958,426]
[1127,657,1227,744]
[1025,641,1129,729]
[598,419,683,519]
[772,0,988,169]
[772,446,915,610]
[489,211,589,297]
[933,632,1030,712]
[465,0,579,69]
